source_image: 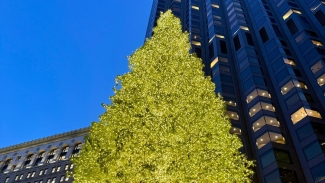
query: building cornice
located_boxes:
[0,127,90,154]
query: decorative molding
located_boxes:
[0,127,89,155]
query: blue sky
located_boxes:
[0,1,153,148]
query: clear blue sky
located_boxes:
[0,1,153,148]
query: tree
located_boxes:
[71,10,254,182]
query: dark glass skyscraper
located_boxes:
[146,0,325,182]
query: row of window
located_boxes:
[3,164,73,183]
[1,144,81,174]
[5,175,70,183]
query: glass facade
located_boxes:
[146,0,325,182]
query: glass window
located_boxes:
[227,111,239,120]
[252,116,280,132]
[58,146,69,161]
[51,167,55,173]
[46,149,57,163]
[296,122,314,141]
[265,169,281,183]
[57,166,61,172]
[22,154,33,169]
[229,127,241,135]
[312,122,325,136]
[259,27,269,43]
[260,150,276,168]
[39,169,43,176]
[311,60,324,74]
[274,149,292,163]
[5,177,9,183]
[256,132,285,149]
[64,164,69,170]
[71,144,82,158]
[31,171,35,177]
[1,159,11,173]
[34,152,45,166]
[311,161,325,183]
[223,96,237,107]
[51,177,56,183]
[27,172,31,178]
[210,57,219,68]
[249,102,275,117]
[283,58,296,66]
[286,19,298,35]
[191,5,199,10]
[317,73,325,86]
[60,175,65,182]
[246,89,271,103]
[256,132,270,149]
[19,174,23,180]
[191,41,201,46]
[220,40,228,54]
[234,35,241,51]
[291,107,322,124]
[315,10,325,26]
[312,40,323,47]
[279,169,299,182]
[281,79,307,95]
[303,140,322,160]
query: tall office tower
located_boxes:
[146,0,325,182]
[0,128,88,183]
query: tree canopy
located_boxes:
[71,10,254,183]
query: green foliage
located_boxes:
[71,10,254,182]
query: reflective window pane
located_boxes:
[260,150,276,168]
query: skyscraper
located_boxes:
[146,0,325,182]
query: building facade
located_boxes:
[146,0,325,182]
[0,128,88,183]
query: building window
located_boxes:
[57,166,61,172]
[226,111,239,120]
[249,102,275,117]
[233,35,241,51]
[15,175,19,181]
[216,34,224,39]
[312,40,323,47]
[252,116,280,132]
[281,79,307,95]
[34,152,45,166]
[265,170,281,183]
[283,58,296,66]
[259,27,269,43]
[71,144,82,158]
[70,164,74,169]
[58,146,69,161]
[260,150,276,168]
[47,178,51,183]
[51,167,56,173]
[51,177,56,183]
[44,169,48,174]
[4,177,9,183]
[311,60,324,74]
[245,32,254,46]
[303,140,323,160]
[16,156,21,161]
[283,9,302,20]
[191,5,199,10]
[1,159,11,173]
[220,40,228,54]
[229,127,241,135]
[27,172,31,178]
[296,122,314,141]
[315,10,325,26]
[64,164,69,171]
[317,73,325,86]
[46,149,57,163]
[60,176,65,182]
[39,169,43,176]
[31,171,35,177]
[274,149,292,164]
[19,174,23,180]
[286,19,298,35]
[246,89,271,103]
[311,161,325,183]
[256,132,285,149]
[11,165,16,171]
[211,4,219,8]
[191,41,201,46]
[291,107,322,124]
[22,154,33,169]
